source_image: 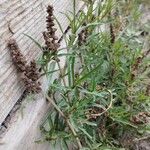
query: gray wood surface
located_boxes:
[0,0,84,149]
[0,0,76,125]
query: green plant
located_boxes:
[27,0,150,149]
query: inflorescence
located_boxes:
[8,40,41,94]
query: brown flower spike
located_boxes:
[43,5,60,52]
[78,23,88,46]
[25,60,40,82]
[8,39,41,94]
[8,39,27,72]
[22,76,41,94]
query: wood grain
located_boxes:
[0,0,84,149]
[0,0,76,125]
[0,24,84,150]
[0,38,68,150]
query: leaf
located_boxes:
[79,89,106,98]
[101,60,110,73]
[57,53,75,57]
[54,15,67,45]
[84,121,97,127]
[75,63,102,86]
[44,69,59,75]
[110,117,138,128]
[23,33,43,50]
[78,127,93,141]
[80,148,90,150]
[60,139,69,150]
[47,61,57,85]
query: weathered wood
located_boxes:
[0,26,84,150]
[0,0,84,149]
[0,92,51,150]
[0,0,79,125]
[0,34,68,149]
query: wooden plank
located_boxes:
[0,1,84,149]
[0,37,67,150]
[0,92,52,150]
[0,0,77,125]
[0,43,66,149]
[0,6,85,148]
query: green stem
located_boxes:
[57,60,67,87]
[45,93,82,149]
[56,60,71,103]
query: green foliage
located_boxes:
[28,0,150,149]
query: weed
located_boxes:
[27,0,150,149]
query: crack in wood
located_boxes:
[0,90,27,137]
[8,21,14,35]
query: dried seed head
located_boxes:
[131,49,150,79]
[78,23,88,46]
[131,112,150,124]
[110,23,115,44]
[43,32,56,50]
[8,39,27,72]
[47,5,54,13]
[22,75,41,94]
[43,5,60,52]
[8,39,41,94]
[23,60,41,93]
[146,85,150,96]
[25,60,40,82]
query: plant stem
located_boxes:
[56,59,72,103]
[73,0,76,34]
[56,60,67,87]
[45,93,82,149]
[90,90,113,117]
[66,120,82,149]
